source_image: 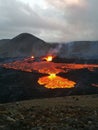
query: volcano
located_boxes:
[0,33,52,58]
[0,33,98,62]
[0,33,98,103]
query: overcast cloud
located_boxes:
[0,0,98,42]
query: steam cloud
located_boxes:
[48,44,62,56]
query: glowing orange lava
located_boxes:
[44,56,53,62]
[1,57,98,89]
[48,74,56,79]
[38,74,76,89]
[2,60,98,74]
[31,56,34,59]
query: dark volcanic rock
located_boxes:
[0,67,47,103]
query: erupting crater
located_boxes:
[43,55,54,62]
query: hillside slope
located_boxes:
[0,33,51,58]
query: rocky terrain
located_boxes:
[0,95,98,130]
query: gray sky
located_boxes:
[0,0,98,42]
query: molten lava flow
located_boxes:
[38,74,76,89]
[2,57,98,89]
[2,59,98,74]
[49,74,56,79]
[44,56,53,62]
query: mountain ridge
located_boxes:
[0,33,98,59]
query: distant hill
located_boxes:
[0,33,98,60]
[0,39,10,47]
[58,41,98,60]
[0,33,51,58]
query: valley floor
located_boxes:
[0,94,98,130]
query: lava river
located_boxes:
[38,74,76,89]
[1,57,98,89]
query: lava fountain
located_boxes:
[43,55,53,62]
[38,73,76,89]
[31,56,34,59]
